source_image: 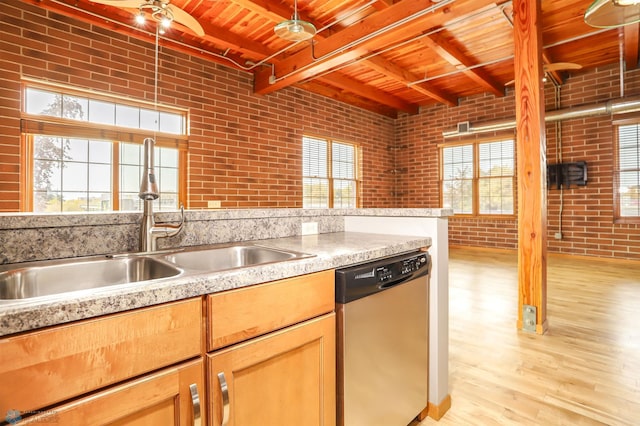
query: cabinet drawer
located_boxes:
[207,269,334,351]
[0,298,203,414]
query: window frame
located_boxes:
[439,136,516,218]
[613,116,640,223]
[20,80,188,213]
[302,134,362,209]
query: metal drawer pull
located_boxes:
[189,383,202,426]
[218,372,230,426]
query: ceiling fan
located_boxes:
[505,63,583,86]
[584,0,640,28]
[90,0,205,36]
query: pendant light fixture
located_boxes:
[274,0,316,41]
[584,0,640,28]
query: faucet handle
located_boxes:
[156,203,185,231]
[178,203,185,225]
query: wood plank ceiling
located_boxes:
[22,0,640,117]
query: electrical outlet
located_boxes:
[207,200,221,209]
[301,222,318,235]
[554,232,563,240]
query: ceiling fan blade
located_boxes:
[90,0,141,8]
[170,5,205,36]
[544,62,583,72]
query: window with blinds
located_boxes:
[302,136,359,208]
[616,124,640,218]
[22,81,186,213]
[440,139,515,215]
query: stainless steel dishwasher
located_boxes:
[335,251,430,426]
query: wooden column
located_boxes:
[513,0,548,334]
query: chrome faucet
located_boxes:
[139,137,184,252]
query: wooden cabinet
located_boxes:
[0,298,204,425]
[0,270,336,426]
[16,358,205,426]
[206,271,336,426]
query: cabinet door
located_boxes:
[17,359,206,426]
[208,313,336,426]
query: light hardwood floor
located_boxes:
[414,247,640,426]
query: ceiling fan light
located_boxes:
[161,16,171,28]
[585,0,640,28]
[274,19,316,41]
[135,12,146,25]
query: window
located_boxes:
[302,136,360,208]
[616,123,640,219]
[22,82,186,213]
[440,139,515,215]
[24,86,185,134]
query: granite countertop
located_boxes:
[0,231,431,337]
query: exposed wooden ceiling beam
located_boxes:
[255,0,500,104]
[420,31,504,98]
[365,56,457,106]
[295,80,398,118]
[207,0,418,111]
[624,23,639,71]
[227,0,428,110]
[297,0,450,107]
[315,74,419,114]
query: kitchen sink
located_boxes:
[0,256,182,300]
[160,244,312,272]
[0,243,313,302]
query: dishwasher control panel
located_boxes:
[400,255,428,275]
[376,254,427,282]
[336,251,430,303]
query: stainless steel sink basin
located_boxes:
[160,244,312,272]
[0,256,181,300]
[0,243,313,302]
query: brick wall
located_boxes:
[396,65,640,260]
[0,0,396,211]
[3,1,640,260]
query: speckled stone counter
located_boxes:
[0,208,451,265]
[0,232,430,337]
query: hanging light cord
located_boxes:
[153,26,159,140]
[154,26,159,107]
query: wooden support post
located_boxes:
[513,0,548,334]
